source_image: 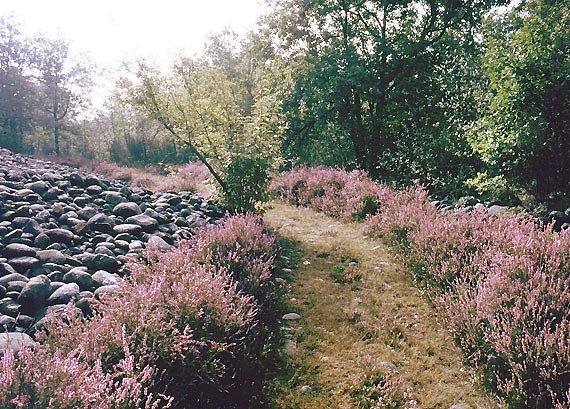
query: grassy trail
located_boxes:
[264,203,500,409]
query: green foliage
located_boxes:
[330,264,361,284]
[224,156,269,213]
[121,32,287,198]
[468,0,570,196]
[465,172,523,206]
[0,16,92,157]
[271,0,506,193]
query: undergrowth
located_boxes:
[273,166,570,408]
[0,214,285,408]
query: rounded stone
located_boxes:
[18,275,51,314]
[87,213,115,234]
[94,285,120,299]
[282,313,302,321]
[3,243,37,258]
[7,257,39,274]
[113,202,142,218]
[92,270,120,287]
[44,228,75,244]
[126,214,159,232]
[63,268,94,290]
[47,282,80,306]
[113,223,143,236]
[0,332,35,352]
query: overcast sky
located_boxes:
[0,0,268,109]
[0,0,268,66]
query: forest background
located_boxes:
[0,0,568,209]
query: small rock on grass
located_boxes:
[282,339,297,357]
[300,385,312,394]
[282,312,301,320]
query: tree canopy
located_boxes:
[1,1,568,204]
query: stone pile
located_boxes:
[0,149,224,335]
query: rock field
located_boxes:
[0,149,224,336]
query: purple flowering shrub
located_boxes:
[1,214,282,408]
[437,228,570,407]
[0,331,169,409]
[277,166,570,407]
[364,185,438,249]
[368,195,570,407]
[271,166,389,220]
[188,214,283,310]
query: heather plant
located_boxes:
[380,201,570,407]
[187,214,284,318]
[0,336,169,409]
[11,214,283,408]
[438,228,570,408]
[271,166,389,220]
[364,185,438,249]
[156,161,211,195]
[276,165,570,407]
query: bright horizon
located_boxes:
[0,0,269,108]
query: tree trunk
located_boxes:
[54,116,60,156]
[349,91,368,171]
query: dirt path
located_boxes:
[264,203,501,409]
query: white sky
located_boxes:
[0,0,269,107]
[0,0,268,65]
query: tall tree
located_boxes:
[123,37,287,194]
[269,0,508,183]
[0,17,36,153]
[34,37,91,156]
[468,0,570,196]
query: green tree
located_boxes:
[34,36,92,156]
[468,0,570,196]
[268,0,508,187]
[123,45,286,209]
[0,17,36,153]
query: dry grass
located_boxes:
[264,202,502,409]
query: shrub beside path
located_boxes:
[265,202,501,409]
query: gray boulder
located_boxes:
[126,214,158,232]
[0,332,35,352]
[47,282,80,305]
[36,249,67,264]
[63,267,93,290]
[113,223,143,236]
[45,228,75,244]
[113,202,142,218]
[87,213,115,234]
[147,235,171,251]
[0,273,29,287]
[7,257,39,273]
[18,275,51,313]
[92,270,120,287]
[3,243,37,258]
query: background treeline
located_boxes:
[1,0,568,205]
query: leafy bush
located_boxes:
[465,172,523,206]
[224,157,269,213]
